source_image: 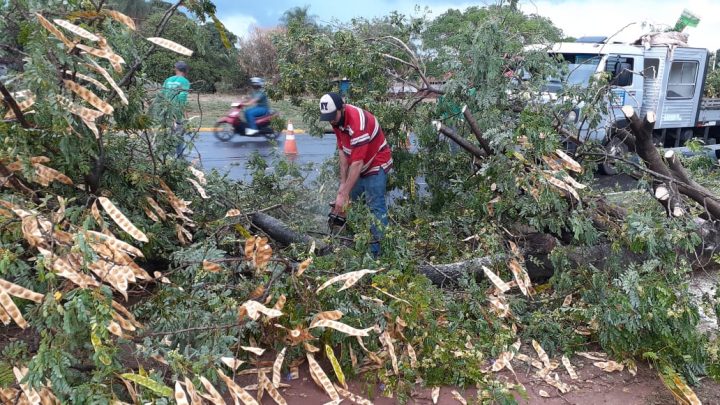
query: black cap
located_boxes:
[174,61,189,73]
[319,92,344,121]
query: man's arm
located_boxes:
[335,160,362,213]
[338,150,349,185]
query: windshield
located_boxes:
[545,53,602,93]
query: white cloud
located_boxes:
[220,13,258,41]
[525,0,720,50]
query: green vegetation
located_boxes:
[0,0,718,403]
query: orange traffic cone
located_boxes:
[283,121,298,155]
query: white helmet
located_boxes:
[250,77,265,87]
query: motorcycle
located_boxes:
[213,100,280,141]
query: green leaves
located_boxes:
[120,373,174,397]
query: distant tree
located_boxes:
[139,10,243,92]
[280,5,318,28]
[108,0,153,24]
[237,26,282,83]
[422,5,562,76]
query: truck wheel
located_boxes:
[598,120,630,176]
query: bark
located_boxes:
[433,121,488,159]
[620,106,720,220]
[0,80,31,128]
[250,212,329,254]
[462,105,493,155]
[0,163,35,197]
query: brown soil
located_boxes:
[247,356,720,405]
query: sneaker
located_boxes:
[245,128,259,135]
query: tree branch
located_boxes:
[462,105,493,155]
[432,121,487,159]
[116,0,183,89]
[0,80,31,128]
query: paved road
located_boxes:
[187,131,337,182]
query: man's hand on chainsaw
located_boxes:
[333,191,350,215]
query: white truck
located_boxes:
[544,36,720,173]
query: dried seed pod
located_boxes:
[508,259,533,296]
[143,206,159,222]
[97,197,148,242]
[532,340,551,369]
[307,353,340,401]
[187,178,209,199]
[272,347,287,388]
[174,381,189,405]
[310,310,343,327]
[380,331,399,376]
[561,355,578,380]
[316,269,378,293]
[36,14,73,48]
[198,376,225,404]
[225,209,241,218]
[146,37,193,56]
[85,231,145,257]
[272,294,287,312]
[0,278,44,303]
[188,166,206,185]
[296,257,312,276]
[183,377,203,405]
[103,9,136,30]
[32,163,73,186]
[239,300,283,321]
[0,291,27,328]
[145,197,167,220]
[310,319,373,337]
[3,93,36,120]
[216,369,258,405]
[334,384,373,405]
[13,367,41,404]
[75,44,125,72]
[554,149,583,173]
[84,60,128,105]
[202,260,221,273]
[64,70,109,91]
[220,357,244,371]
[259,371,287,405]
[240,346,265,356]
[53,19,100,41]
[482,266,510,293]
[0,305,11,325]
[63,80,114,115]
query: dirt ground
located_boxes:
[256,357,720,405]
[2,322,719,404]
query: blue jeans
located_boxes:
[245,106,268,130]
[173,121,186,159]
[350,170,388,257]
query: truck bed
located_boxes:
[699,98,720,122]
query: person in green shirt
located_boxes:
[161,61,191,157]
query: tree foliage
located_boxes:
[139,7,244,92]
[0,0,718,403]
[237,26,281,82]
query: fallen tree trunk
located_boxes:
[250,212,330,254]
[619,106,720,220]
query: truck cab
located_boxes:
[544,37,719,158]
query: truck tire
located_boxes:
[598,120,630,176]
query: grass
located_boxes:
[187,93,305,129]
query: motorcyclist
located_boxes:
[244,77,269,135]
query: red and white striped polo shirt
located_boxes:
[332,104,393,177]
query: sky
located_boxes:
[210,0,720,51]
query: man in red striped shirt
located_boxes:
[320,92,393,257]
